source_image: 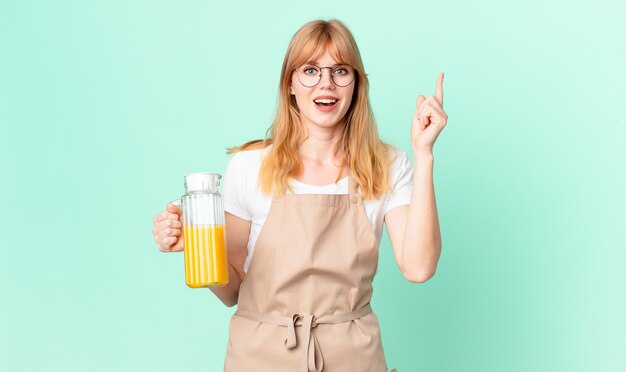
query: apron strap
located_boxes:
[348,175,361,204]
[235,304,373,372]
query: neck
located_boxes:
[299,122,345,166]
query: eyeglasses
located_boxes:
[295,64,355,87]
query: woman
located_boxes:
[152,19,447,372]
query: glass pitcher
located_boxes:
[174,172,229,288]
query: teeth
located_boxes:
[314,99,337,104]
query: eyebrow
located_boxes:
[304,61,347,67]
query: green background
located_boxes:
[2,0,625,371]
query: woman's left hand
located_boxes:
[410,72,448,153]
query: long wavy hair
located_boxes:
[228,19,391,199]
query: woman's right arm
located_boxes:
[153,205,251,307]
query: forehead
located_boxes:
[296,40,349,66]
[304,54,347,67]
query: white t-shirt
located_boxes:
[222,145,413,273]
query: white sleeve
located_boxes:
[222,152,252,220]
[384,149,413,215]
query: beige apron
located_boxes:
[224,177,397,372]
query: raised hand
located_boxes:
[410,72,448,153]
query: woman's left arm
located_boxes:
[385,72,448,283]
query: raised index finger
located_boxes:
[436,72,444,105]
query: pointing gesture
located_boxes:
[411,72,448,153]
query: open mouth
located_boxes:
[313,98,338,108]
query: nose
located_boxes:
[318,67,335,88]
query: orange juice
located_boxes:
[183,225,229,287]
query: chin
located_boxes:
[306,112,347,128]
[312,119,344,128]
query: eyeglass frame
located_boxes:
[294,63,356,88]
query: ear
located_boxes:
[290,82,295,95]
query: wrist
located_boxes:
[412,149,434,161]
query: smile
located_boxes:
[313,97,339,112]
[314,98,338,106]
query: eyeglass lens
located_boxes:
[297,65,355,87]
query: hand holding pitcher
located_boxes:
[153,203,184,252]
[153,172,229,288]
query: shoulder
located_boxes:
[223,145,274,221]
[384,145,413,198]
[229,145,270,164]
[226,145,271,175]
[385,145,412,175]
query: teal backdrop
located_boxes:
[2,0,625,371]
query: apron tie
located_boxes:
[235,304,374,372]
[284,314,323,371]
